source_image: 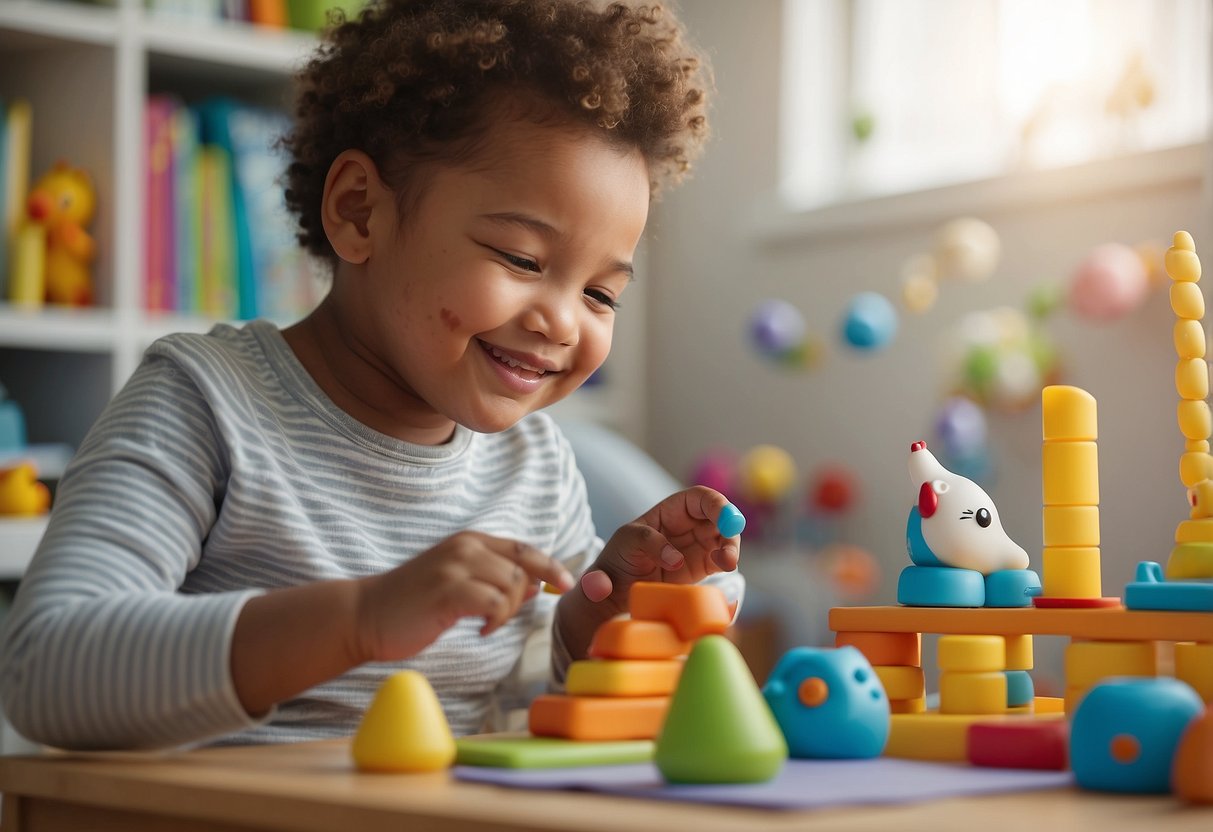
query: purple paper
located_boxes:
[454,757,1074,811]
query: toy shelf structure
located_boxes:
[830,605,1213,643]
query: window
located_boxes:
[780,0,1211,210]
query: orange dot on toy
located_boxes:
[798,677,829,707]
[1110,734,1140,764]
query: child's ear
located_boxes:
[320,150,389,265]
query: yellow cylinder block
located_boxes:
[889,697,927,714]
[1166,541,1213,579]
[1176,358,1210,400]
[1041,546,1102,598]
[873,665,926,700]
[1180,452,1213,488]
[1178,400,1212,441]
[1175,320,1207,360]
[1042,505,1100,547]
[1171,281,1206,319]
[1176,518,1213,543]
[939,672,1007,715]
[1065,640,1158,689]
[938,635,1005,672]
[1175,642,1213,702]
[1041,385,1097,441]
[1042,441,1099,505]
[1166,243,1202,283]
[1004,635,1034,671]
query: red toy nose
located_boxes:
[910,441,927,453]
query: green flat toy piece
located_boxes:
[455,734,655,768]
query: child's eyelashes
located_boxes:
[495,249,541,273]
[585,288,620,310]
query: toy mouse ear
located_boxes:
[918,481,939,518]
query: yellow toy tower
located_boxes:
[1166,231,1213,580]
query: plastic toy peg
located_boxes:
[906,441,1028,574]
[1042,505,1100,547]
[968,719,1068,770]
[762,646,889,759]
[1125,561,1213,612]
[897,564,984,607]
[938,635,1005,672]
[1179,401,1212,441]
[655,635,787,783]
[0,463,50,516]
[1041,385,1098,442]
[939,671,1007,715]
[834,631,921,667]
[1175,642,1213,701]
[351,671,455,773]
[565,659,683,697]
[1064,640,1157,689]
[1040,547,1105,600]
[1071,677,1204,793]
[628,582,731,641]
[588,618,689,660]
[1171,281,1206,321]
[1177,357,1209,400]
[1041,441,1100,506]
[1166,543,1213,579]
[1189,481,1213,520]
[1005,670,1035,707]
[890,698,927,714]
[871,665,925,701]
[1176,518,1213,543]
[984,569,1040,607]
[1173,708,1213,803]
[1181,456,1213,490]
[1174,320,1206,360]
[1165,231,1201,282]
[885,713,1028,762]
[529,695,669,741]
[1004,634,1034,671]
[716,502,746,538]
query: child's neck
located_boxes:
[281,298,458,446]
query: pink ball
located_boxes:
[688,450,737,497]
[1068,243,1149,321]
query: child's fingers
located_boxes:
[614,522,683,571]
[497,539,575,592]
[580,568,614,602]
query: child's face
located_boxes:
[347,117,650,438]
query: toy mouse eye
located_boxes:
[976,508,992,528]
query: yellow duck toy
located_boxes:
[25,162,97,306]
[0,463,50,516]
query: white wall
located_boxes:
[643,1,1210,672]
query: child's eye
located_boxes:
[585,288,619,310]
[500,251,541,273]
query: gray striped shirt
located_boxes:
[0,321,599,750]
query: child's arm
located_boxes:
[230,532,572,716]
[551,486,740,680]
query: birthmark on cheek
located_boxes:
[440,308,461,330]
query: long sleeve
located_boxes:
[0,355,266,750]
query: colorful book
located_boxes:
[172,104,200,315]
[248,0,287,27]
[0,98,8,299]
[197,145,238,319]
[144,95,178,312]
[197,99,256,320]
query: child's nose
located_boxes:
[523,294,580,346]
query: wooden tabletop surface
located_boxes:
[2,739,1212,832]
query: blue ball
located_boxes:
[841,292,898,351]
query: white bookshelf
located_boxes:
[0,0,650,576]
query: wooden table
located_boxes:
[2,739,1212,831]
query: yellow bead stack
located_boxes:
[1166,231,1213,581]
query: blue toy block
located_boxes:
[761,646,889,759]
[1124,561,1213,612]
[716,503,746,538]
[1005,670,1034,707]
[897,565,985,607]
[1070,677,1204,794]
[985,569,1041,608]
[905,507,944,567]
[0,399,27,451]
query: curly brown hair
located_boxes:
[282,0,712,260]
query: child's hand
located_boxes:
[353,531,574,663]
[580,486,741,609]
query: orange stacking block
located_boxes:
[528,695,669,741]
[835,631,922,666]
[629,583,731,641]
[588,618,690,660]
[566,659,683,697]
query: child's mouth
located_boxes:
[480,341,548,380]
